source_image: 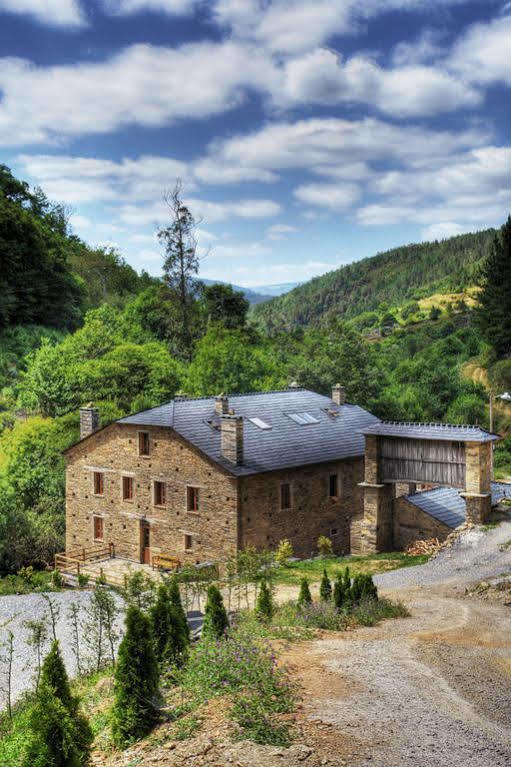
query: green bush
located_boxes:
[255,579,274,623]
[111,606,160,746]
[202,585,229,640]
[275,539,293,567]
[333,573,344,609]
[317,535,333,557]
[297,578,312,608]
[319,569,332,602]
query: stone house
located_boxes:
[63,386,502,566]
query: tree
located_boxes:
[275,539,293,567]
[333,573,344,610]
[22,683,80,767]
[319,569,332,602]
[475,216,511,358]
[317,535,333,557]
[168,576,190,643]
[297,578,312,608]
[112,606,160,745]
[202,585,229,639]
[200,283,249,330]
[150,584,171,662]
[158,181,200,359]
[255,579,274,623]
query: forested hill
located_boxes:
[252,229,495,332]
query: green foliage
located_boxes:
[297,578,312,608]
[200,283,249,330]
[21,683,82,767]
[111,606,160,746]
[275,539,293,567]
[333,573,345,610]
[253,228,494,332]
[319,569,332,602]
[317,535,333,557]
[202,585,229,640]
[255,579,274,623]
[475,216,511,358]
[149,583,189,670]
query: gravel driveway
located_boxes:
[307,518,511,767]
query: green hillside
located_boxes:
[252,229,494,332]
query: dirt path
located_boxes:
[293,587,511,766]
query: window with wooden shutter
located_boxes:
[93,516,104,541]
[280,483,291,510]
[154,481,166,506]
[122,475,134,500]
[93,472,104,495]
[187,486,200,512]
[138,431,150,456]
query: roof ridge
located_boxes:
[378,420,488,431]
[173,387,310,402]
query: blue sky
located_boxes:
[1,1,510,287]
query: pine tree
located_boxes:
[255,578,274,622]
[333,573,345,610]
[22,682,80,767]
[475,216,511,358]
[297,578,312,608]
[351,575,365,604]
[150,584,171,662]
[202,585,229,639]
[112,606,160,745]
[164,606,190,669]
[168,576,190,641]
[319,569,332,601]
[343,567,351,593]
[361,574,378,601]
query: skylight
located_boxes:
[287,412,320,425]
[249,417,272,430]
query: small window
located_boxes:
[122,475,134,500]
[93,515,104,541]
[138,431,150,456]
[286,412,320,425]
[329,473,338,498]
[280,483,291,510]
[154,481,166,506]
[187,486,200,512]
[249,417,272,430]
[184,534,192,551]
[93,472,104,495]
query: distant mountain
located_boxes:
[251,229,495,332]
[199,278,299,305]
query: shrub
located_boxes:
[22,683,80,767]
[51,569,64,589]
[319,569,332,602]
[150,584,172,662]
[297,578,312,608]
[317,535,333,558]
[297,601,349,631]
[352,597,410,627]
[255,579,274,623]
[168,576,190,642]
[275,539,294,567]
[77,573,90,588]
[333,573,344,609]
[202,585,229,640]
[111,606,160,745]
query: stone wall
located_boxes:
[393,496,452,550]
[239,458,365,558]
[65,423,239,565]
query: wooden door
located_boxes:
[140,520,151,564]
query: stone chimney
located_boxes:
[215,394,229,415]
[332,383,345,406]
[80,404,100,440]
[220,414,244,465]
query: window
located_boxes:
[329,473,338,498]
[187,486,200,512]
[122,475,134,500]
[93,471,104,495]
[138,431,150,456]
[286,412,319,425]
[249,417,272,430]
[154,481,166,506]
[93,515,104,541]
[280,483,291,510]
[184,534,192,551]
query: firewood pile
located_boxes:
[406,538,441,556]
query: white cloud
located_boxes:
[420,221,475,241]
[276,48,480,116]
[294,182,360,210]
[267,223,299,240]
[139,248,162,261]
[16,154,189,203]
[448,14,511,86]
[104,0,196,16]
[0,41,275,147]
[119,196,280,226]
[391,29,445,66]
[69,213,91,230]
[0,0,85,26]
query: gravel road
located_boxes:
[307,518,511,767]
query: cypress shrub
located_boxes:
[255,578,274,622]
[351,575,365,603]
[150,584,171,662]
[22,683,79,767]
[297,578,312,608]
[320,569,332,602]
[164,606,190,669]
[168,576,190,641]
[202,585,229,639]
[333,573,344,609]
[362,574,378,601]
[112,606,160,745]
[343,567,351,592]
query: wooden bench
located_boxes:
[152,553,181,572]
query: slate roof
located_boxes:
[118,388,379,476]
[404,481,511,529]
[362,421,500,443]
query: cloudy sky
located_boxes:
[1,1,510,287]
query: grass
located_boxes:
[482,521,501,531]
[499,540,511,552]
[273,551,429,585]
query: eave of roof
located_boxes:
[362,421,500,443]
